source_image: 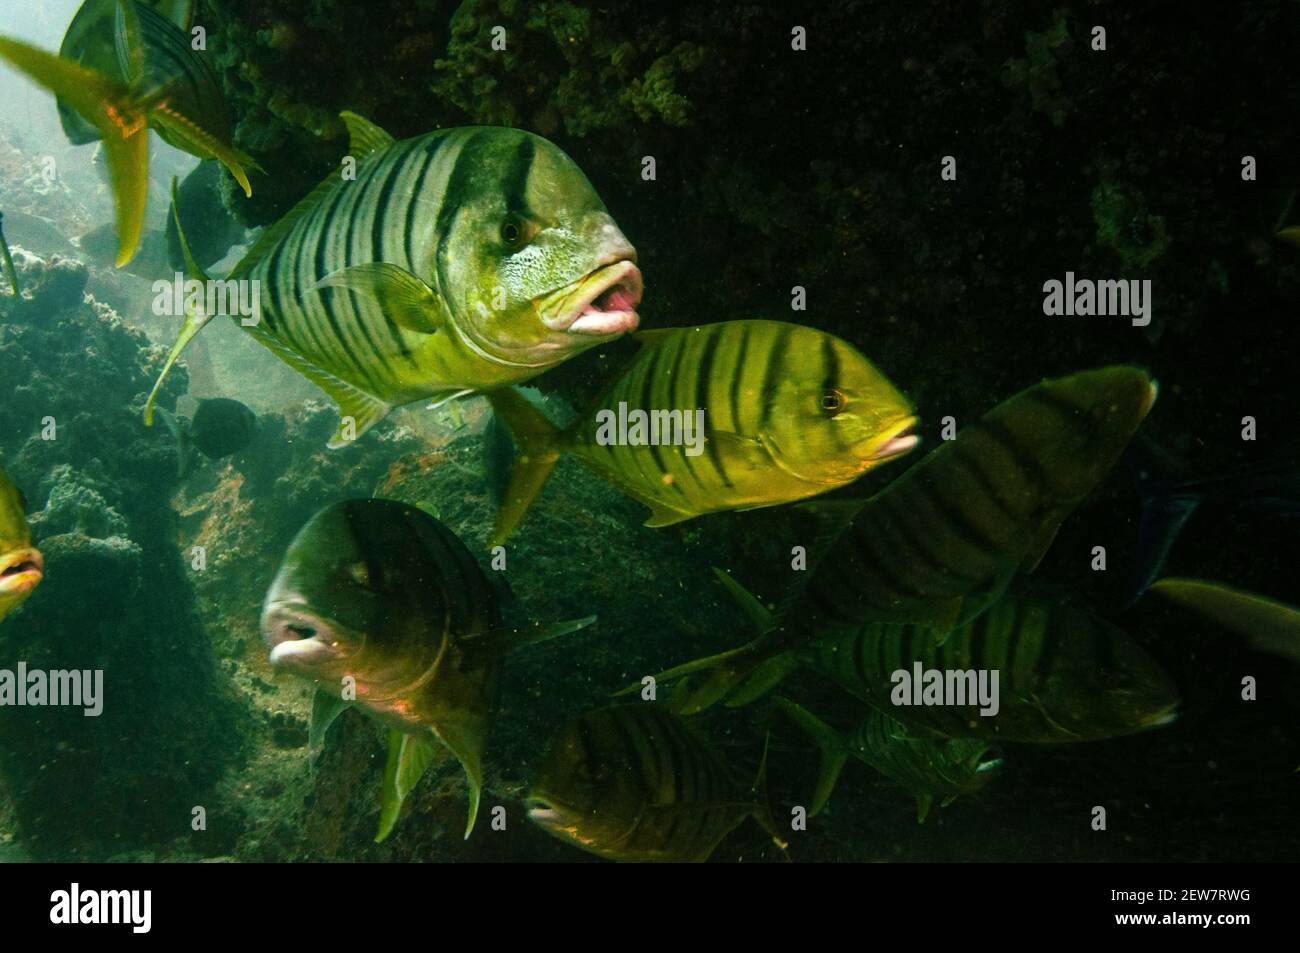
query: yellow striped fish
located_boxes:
[638,366,1159,713]
[0,0,256,266]
[775,698,1001,822]
[147,112,642,448]
[0,465,43,626]
[486,320,917,544]
[526,703,786,862]
[799,591,1180,742]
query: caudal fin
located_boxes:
[773,697,848,817]
[0,35,150,266]
[485,388,564,546]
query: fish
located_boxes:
[146,111,643,448]
[638,366,1158,712]
[774,698,1002,822]
[1123,435,1300,604]
[486,320,918,544]
[0,465,43,625]
[794,590,1181,742]
[0,211,19,297]
[156,397,258,478]
[525,703,786,862]
[1150,577,1300,663]
[260,498,594,840]
[0,0,257,266]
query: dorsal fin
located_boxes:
[227,112,391,278]
[340,111,395,159]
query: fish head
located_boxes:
[1014,366,1158,500]
[760,327,918,485]
[525,708,645,853]
[1041,614,1182,738]
[260,500,441,689]
[0,468,41,623]
[948,739,1004,789]
[436,130,641,370]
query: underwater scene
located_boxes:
[0,0,1296,867]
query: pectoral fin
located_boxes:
[313,262,449,335]
[375,729,438,843]
[309,689,349,748]
[430,721,486,840]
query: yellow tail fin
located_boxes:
[0,35,149,266]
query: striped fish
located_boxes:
[486,320,917,544]
[526,703,786,863]
[640,366,1159,713]
[801,591,1180,742]
[261,499,594,841]
[776,699,1001,822]
[0,0,255,266]
[0,464,43,626]
[147,112,642,447]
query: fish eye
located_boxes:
[500,215,529,248]
[820,388,846,416]
[347,562,371,587]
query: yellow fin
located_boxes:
[375,729,438,843]
[485,389,564,546]
[313,262,449,334]
[143,178,212,426]
[340,110,396,159]
[0,35,149,266]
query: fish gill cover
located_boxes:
[0,0,1293,872]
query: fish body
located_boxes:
[1124,436,1300,604]
[0,0,255,265]
[776,699,1001,822]
[1150,577,1300,663]
[148,113,642,448]
[644,367,1158,713]
[487,320,917,543]
[0,466,43,625]
[526,703,784,862]
[261,498,592,840]
[802,591,1180,742]
[157,397,257,477]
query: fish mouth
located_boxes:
[261,603,347,669]
[870,416,920,462]
[0,548,43,596]
[1145,701,1180,728]
[524,798,563,827]
[544,258,643,337]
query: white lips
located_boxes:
[269,637,338,667]
[0,547,43,595]
[552,259,643,336]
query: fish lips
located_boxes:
[0,547,43,597]
[261,603,348,671]
[869,416,921,463]
[546,259,643,338]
